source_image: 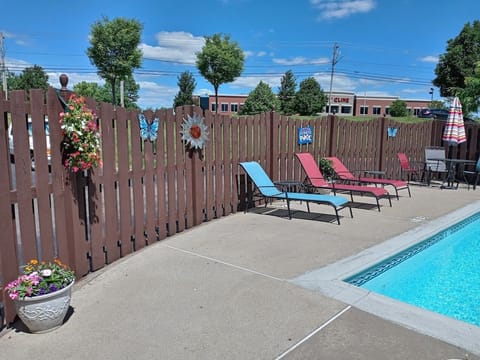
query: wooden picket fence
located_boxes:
[1,87,479,326]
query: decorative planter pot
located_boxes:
[14,280,74,333]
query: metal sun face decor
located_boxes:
[180,113,209,150]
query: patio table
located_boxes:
[427,158,476,189]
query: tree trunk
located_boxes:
[111,78,117,107]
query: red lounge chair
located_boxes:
[295,153,392,211]
[397,153,422,183]
[326,156,411,200]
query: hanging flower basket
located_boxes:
[60,95,102,172]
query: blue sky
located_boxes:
[2,0,479,109]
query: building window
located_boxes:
[360,106,368,115]
[231,103,238,112]
[373,106,381,115]
[341,106,351,114]
[413,108,421,116]
[211,103,217,112]
[221,103,229,112]
[328,105,339,114]
[385,107,390,115]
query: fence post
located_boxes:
[48,84,90,277]
[0,94,19,324]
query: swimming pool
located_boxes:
[345,211,480,327]
[291,202,480,355]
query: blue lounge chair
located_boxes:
[239,161,353,225]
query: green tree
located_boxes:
[74,76,140,109]
[433,20,480,97]
[73,81,110,102]
[6,65,49,93]
[278,70,297,115]
[104,75,140,109]
[87,16,143,106]
[389,99,408,117]
[294,77,326,116]
[173,71,196,108]
[5,70,21,91]
[196,33,244,113]
[429,100,446,109]
[456,61,480,116]
[238,81,279,115]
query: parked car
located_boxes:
[417,108,450,120]
[8,118,51,170]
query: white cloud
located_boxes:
[314,72,357,91]
[47,72,104,88]
[137,81,177,109]
[5,58,31,73]
[420,55,439,63]
[310,0,376,19]
[273,56,329,65]
[230,74,282,91]
[140,31,205,65]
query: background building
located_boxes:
[197,92,432,116]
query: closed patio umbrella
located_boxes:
[442,96,466,146]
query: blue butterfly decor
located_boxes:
[138,114,159,142]
[387,127,398,138]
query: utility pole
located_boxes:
[1,32,7,100]
[120,79,124,107]
[327,43,340,115]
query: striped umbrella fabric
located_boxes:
[442,97,467,145]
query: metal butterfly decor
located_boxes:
[138,114,159,142]
[387,127,398,138]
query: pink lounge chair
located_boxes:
[295,153,392,211]
[326,156,411,200]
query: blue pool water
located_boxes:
[346,212,480,327]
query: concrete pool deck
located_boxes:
[1,183,479,359]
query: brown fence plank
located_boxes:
[223,114,232,216]
[100,102,120,262]
[141,110,157,244]
[213,114,223,218]
[175,108,188,230]
[115,107,134,255]
[204,111,215,221]
[165,110,177,236]
[230,116,239,214]
[10,91,38,263]
[0,94,20,323]
[155,108,167,240]
[29,90,55,261]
